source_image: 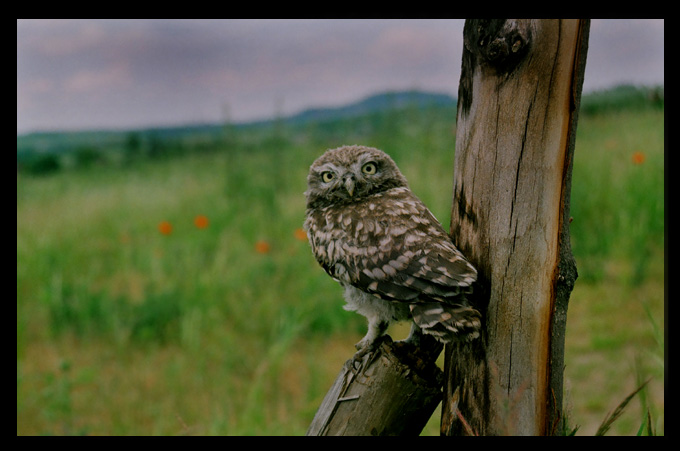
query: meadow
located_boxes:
[17,87,664,435]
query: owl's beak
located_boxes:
[344,177,356,197]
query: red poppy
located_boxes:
[194,215,209,229]
[632,151,645,165]
[255,240,271,254]
[158,221,173,235]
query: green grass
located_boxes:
[569,108,664,284]
[17,97,664,435]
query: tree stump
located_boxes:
[306,336,444,436]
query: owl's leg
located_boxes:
[350,318,389,371]
[355,318,389,353]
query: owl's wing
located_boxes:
[350,240,476,304]
[341,197,477,305]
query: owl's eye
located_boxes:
[362,162,378,175]
[321,171,335,183]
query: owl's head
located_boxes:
[305,145,408,209]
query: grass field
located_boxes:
[17,92,664,435]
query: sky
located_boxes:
[16,19,664,135]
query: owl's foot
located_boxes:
[354,319,388,351]
[350,334,390,373]
[348,319,390,372]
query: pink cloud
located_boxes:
[368,26,446,67]
[64,63,133,94]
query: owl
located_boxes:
[304,145,481,357]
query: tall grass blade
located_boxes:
[595,379,650,436]
[646,409,656,436]
[635,409,656,436]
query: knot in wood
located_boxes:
[486,37,509,62]
[486,34,527,61]
[465,19,531,73]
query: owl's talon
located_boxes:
[355,334,387,352]
[350,334,391,373]
[349,350,366,373]
[351,343,371,363]
[349,343,377,374]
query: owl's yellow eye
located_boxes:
[321,171,335,183]
[362,162,377,175]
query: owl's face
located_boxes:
[305,146,409,209]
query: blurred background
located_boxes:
[17,19,664,435]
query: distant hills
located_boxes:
[17,84,663,156]
[17,90,456,155]
[278,90,456,126]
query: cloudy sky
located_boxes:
[16,19,664,135]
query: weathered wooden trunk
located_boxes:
[442,19,589,436]
[306,337,443,436]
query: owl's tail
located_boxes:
[410,301,481,343]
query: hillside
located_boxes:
[282,90,455,125]
[16,90,456,155]
[16,84,663,176]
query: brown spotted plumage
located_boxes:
[304,145,481,354]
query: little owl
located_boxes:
[304,145,481,358]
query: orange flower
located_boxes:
[255,240,271,254]
[158,221,173,235]
[294,228,308,241]
[194,215,209,229]
[632,151,645,165]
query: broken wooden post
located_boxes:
[306,336,443,436]
[442,19,589,436]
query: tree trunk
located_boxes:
[306,336,443,436]
[442,19,589,436]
